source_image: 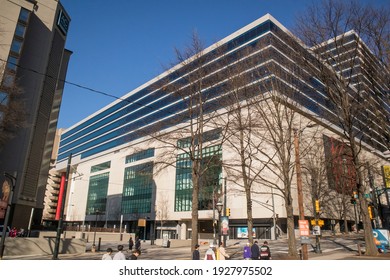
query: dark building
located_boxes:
[0,0,71,229]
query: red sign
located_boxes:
[299,220,310,236]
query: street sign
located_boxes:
[299,220,310,236]
[313,225,321,236]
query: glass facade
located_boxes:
[122,162,154,214]
[85,172,109,215]
[90,161,111,173]
[175,145,222,212]
[57,16,388,165]
[125,148,155,163]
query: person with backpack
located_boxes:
[250,240,260,260]
[259,240,271,260]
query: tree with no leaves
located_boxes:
[295,0,390,256]
[0,68,25,153]
[147,33,226,249]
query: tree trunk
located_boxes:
[285,198,298,258]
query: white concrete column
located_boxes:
[180,222,187,240]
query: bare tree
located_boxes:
[295,0,390,256]
[215,43,269,245]
[155,192,169,239]
[0,69,26,152]
[248,61,317,258]
[147,32,226,249]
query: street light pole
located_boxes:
[216,201,223,245]
[92,209,100,252]
[53,153,72,259]
[293,129,308,260]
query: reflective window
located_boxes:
[85,172,109,215]
[6,56,18,72]
[122,162,154,214]
[10,39,22,55]
[91,161,111,173]
[0,92,9,106]
[175,145,222,212]
[125,148,155,163]
[18,8,30,24]
[15,23,26,38]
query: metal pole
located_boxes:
[53,153,72,259]
[223,177,227,247]
[293,129,308,260]
[92,210,98,249]
[212,187,216,245]
[368,164,381,228]
[0,172,17,259]
[271,188,277,240]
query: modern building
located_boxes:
[0,0,71,229]
[56,14,389,240]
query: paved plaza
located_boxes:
[2,233,390,260]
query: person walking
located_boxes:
[128,249,141,260]
[217,241,230,260]
[259,240,271,260]
[204,244,216,260]
[129,237,134,251]
[250,240,260,260]
[101,248,113,260]
[243,242,251,260]
[135,237,141,250]
[113,245,126,260]
[192,244,200,260]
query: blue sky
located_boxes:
[58,0,388,129]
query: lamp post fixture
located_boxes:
[216,201,223,245]
[293,128,309,260]
[92,209,100,252]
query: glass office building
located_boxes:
[57,14,389,239]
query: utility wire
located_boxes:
[0,57,171,115]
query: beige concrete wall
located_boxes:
[3,237,86,256]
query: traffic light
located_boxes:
[368,206,373,220]
[350,198,356,204]
[226,208,230,217]
[315,200,320,213]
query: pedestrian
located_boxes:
[113,245,126,260]
[217,241,230,260]
[128,249,141,260]
[243,242,251,260]
[250,240,260,260]
[102,248,113,260]
[259,240,271,260]
[129,236,134,251]
[135,237,141,250]
[204,244,216,260]
[192,244,200,260]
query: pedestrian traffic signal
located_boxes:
[226,208,230,216]
[315,200,320,213]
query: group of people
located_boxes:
[244,240,271,260]
[101,236,142,260]
[102,245,141,260]
[9,227,25,237]
[193,241,230,260]
[192,240,271,260]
